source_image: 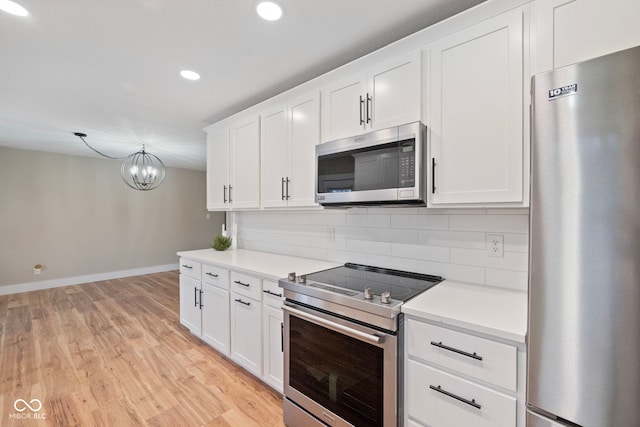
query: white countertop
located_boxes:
[177,249,341,281]
[402,280,527,343]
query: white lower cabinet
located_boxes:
[405,318,520,426]
[262,280,284,392]
[230,287,262,377]
[201,283,230,355]
[179,258,290,393]
[407,360,516,427]
[179,274,202,334]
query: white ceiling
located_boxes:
[0,0,485,170]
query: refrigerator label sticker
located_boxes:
[548,84,578,100]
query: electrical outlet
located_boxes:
[328,227,336,243]
[487,234,504,257]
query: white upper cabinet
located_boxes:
[206,115,260,210]
[261,91,319,208]
[321,51,421,142]
[428,8,526,206]
[206,129,230,210]
[229,115,260,209]
[535,0,640,72]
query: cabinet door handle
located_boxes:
[366,93,372,124]
[228,185,233,202]
[235,298,251,306]
[199,289,204,309]
[431,158,436,194]
[234,280,250,287]
[429,385,481,409]
[263,289,283,298]
[281,322,284,353]
[223,185,227,203]
[205,272,219,278]
[194,287,198,307]
[359,95,365,125]
[281,177,286,200]
[182,264,193,269]
[430,341,483,361]
[285,177,290,200]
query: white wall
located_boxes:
[235,207,529,291]
[0,147,224,288]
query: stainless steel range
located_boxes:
[279,263,443,427]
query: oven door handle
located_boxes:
[283,304,384,345]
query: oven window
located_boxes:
[289,316,384,427]
[317,139,415,193]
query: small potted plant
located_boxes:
[211,235,232,251]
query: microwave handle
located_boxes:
[431,158,436,194]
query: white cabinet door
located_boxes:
[429,9,524,205]
[287,92,320,207]
[230,115,260,209]
[201,283,230,356]
[261,105,289,208]
[179,274,201,335]
[321,52,422,142]
[367,51,421,131]
[535,0,640,72]
[230,293,262,376]
[262,304,284,392]
[321,74,367,142]
[206,129,230,210]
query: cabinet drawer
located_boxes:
[407,360,516,427]
[407,319,516,391]
[262,280,284,308]
[179,258,201,279]
[230,271,262,301]
[202,264,230,289]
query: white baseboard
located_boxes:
[0,263,179,296]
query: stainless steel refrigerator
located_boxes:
[528,45,640,426]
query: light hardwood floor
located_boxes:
[0,271,285,426]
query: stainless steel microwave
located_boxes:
[315,121,427,207]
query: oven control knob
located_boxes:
[288,272,296,281]
[297,274,307,284]
[380,291,391,304]
[364,287,374,300]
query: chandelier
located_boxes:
[74,132,166,191]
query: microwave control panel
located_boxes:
[399,143,415,187]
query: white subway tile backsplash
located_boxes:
[450,214,528,233]
[235,208,530,291]
[347,239,391,256]
[485,268,528,291]
[417,261,486,285]
[346,213,391,228]
[390,214,449,230]
[450,248,528,272]
[366,254,418,272]
[391,243,450,263]
[418,230,486,249]
[367,227,418,244]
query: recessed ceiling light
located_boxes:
[0,0,29,16]
[256,1,282,21]
[180,70,200,81]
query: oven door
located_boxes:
[283,302,397,427]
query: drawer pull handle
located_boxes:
[429,385,481,410]
[235,298,251,306]
[182,264,193,269]
[263,289,283,297]
[206,272,219,278]
[430,341,483,361]
[234,280,251,287]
